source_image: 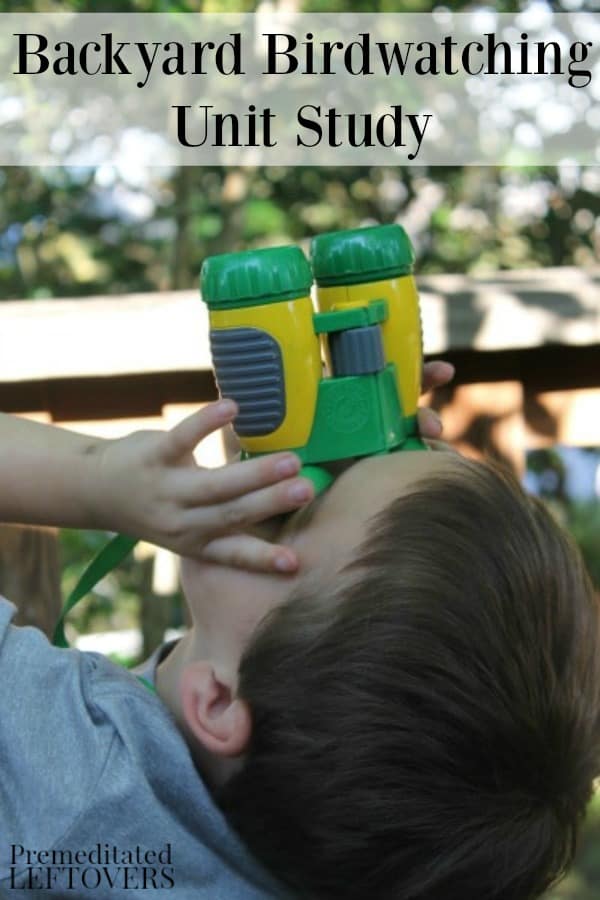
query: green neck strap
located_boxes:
[53,533,138,648]
[136,675,157,695]
[53,532,156,694]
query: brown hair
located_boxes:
[219,458,600,900]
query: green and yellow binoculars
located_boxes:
[200,224,425,494]
[54,223,427,647]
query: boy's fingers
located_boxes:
[175,451,302,507]
[199,535,299,574]
[421,360,454,395]
[184,477,315,537]
[419,363,453,438]
[162,400,237,463]
[417,407,443,439]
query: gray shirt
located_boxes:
[0,597,290,899]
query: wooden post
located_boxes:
[0,525,62,639]
[525,388,600,450]
[429,380,526,477]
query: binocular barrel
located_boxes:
[312,224,422,428]
[201,245,321,455]
[200,224,424,478]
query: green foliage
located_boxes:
[568,502,600,589]
[547,793,600,900]
[1,165,598,300]
[59,528,184,661]
[0,1,206,11]
[526,448,600,590]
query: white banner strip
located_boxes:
[0,11,598,166]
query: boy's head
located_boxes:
[170,450,600,900]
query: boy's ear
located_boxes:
[179,661,252,759]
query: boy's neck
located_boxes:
[155,631,192,724]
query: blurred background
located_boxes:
[0,0,599,897]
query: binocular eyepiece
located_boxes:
[200,224,425,493]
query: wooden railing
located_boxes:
[1,266,598,639]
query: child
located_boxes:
[159,440,600,900]
[0,396,319,898]
[0,359,598,900]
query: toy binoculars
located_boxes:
[200,224,425,493]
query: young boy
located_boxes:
[1,361,599,900]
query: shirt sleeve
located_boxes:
[0,596,116,865]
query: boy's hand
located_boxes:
[91,400,314,574]
[92,361,453,575]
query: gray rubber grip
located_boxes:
[210,327,285,437]
[329,325,385,376]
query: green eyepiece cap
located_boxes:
[200,245,313,310]
[311,224,415,287]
